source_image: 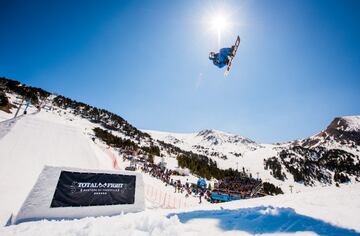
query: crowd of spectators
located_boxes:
[213,176,262,198]
[127,157,261,203]
[140,163,211,203]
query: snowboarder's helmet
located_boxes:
[209,52,215,59]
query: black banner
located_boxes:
[50,171,136,208]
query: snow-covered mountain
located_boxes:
[1,76,360,190]
[146,117,360,188]
[1,77,360,234]
[144,129,261,161]
[298,116,360,152]
[264,116,360,186]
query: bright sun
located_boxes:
[210,14,229,32]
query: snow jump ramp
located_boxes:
[12,166,145,224]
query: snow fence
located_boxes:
[145,184,190,209]
[13,166,145,224]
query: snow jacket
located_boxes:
[209,47,232,68]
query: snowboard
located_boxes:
[224,36,240,76]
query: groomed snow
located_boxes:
[1,183,359,235]
[0,111,113,225]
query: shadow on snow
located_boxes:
[168,206,359,236]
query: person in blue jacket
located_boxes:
[209,46,234,68]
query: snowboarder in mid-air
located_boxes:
[209,48,234,68]
[209,36,240,76]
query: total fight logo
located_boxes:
[51,171,136,207]
[70,181,128,195]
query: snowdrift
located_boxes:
[13,166,145,225]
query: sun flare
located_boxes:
[210,14,229,32]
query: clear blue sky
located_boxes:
[1,0,359,143]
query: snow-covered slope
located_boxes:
[0,77,360,234]
[0,93,205,226]
[0,111,114,225]
[1,183,360,235]
[2,77,359,191]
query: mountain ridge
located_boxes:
[1,76,359,189]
